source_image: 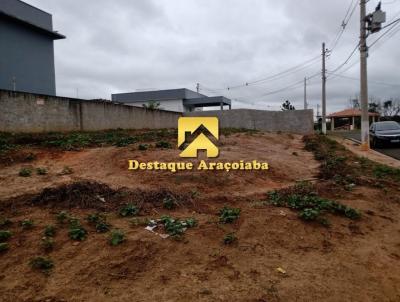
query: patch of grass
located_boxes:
[268,182,361,225]
[155,141,172,149]
[163,197,177,210]
[0,230,12,242]
[373,164,400,181]
[36,167,48,175]
[21,219,34,230]
[218,206,241,224]
[30,256,54,273]
[44,225,56,237]
[109,229,125,246]
[119,203,139,217]
[19,167,32,177]
[223,233,237,245]
[0,242,9,252]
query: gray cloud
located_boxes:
[27,0,400,112]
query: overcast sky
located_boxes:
[27,0,400,113]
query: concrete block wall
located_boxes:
[184,109,314,134]
[0,90,181,132]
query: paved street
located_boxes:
[332,131,400,160]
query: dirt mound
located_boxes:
[1,181,194,213]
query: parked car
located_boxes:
[370,121,400,147]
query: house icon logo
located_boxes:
[178,117,219,158]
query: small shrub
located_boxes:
[0,242,9,252]
[60,166,74,175]
[56,211,69,224]
[68,219,87,241]
[21,219,34,230]
[223,233,237,245]
[219,207,241,224]
[19,168,32,177]
[119,203,139,217]
[30,256,54,273]
[36,167,48,175]
[109,229,125,246]
[41,237,54,252]
[299,208,320,221]
[163,197,177,210]
[44,225,56,237]
[158,216,197,236]
[0,230,12,242]
[114,137,137,147]
[138,144,149,151]
[155,141,172,149]
[87,213,110,233]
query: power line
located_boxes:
[329,42,360,74]
[201,55,320,92]
[329,0,358,53]
[327,71,400,86]
[370,18,400,47]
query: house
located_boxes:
[111,88,232,113]
[328,108,380,130]
[0,0,65,95]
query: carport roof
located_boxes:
[328,108,379,118]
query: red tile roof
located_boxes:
[327,108,380,118]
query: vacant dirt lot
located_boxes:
[0,130,400,302]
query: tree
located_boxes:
[142,100,160,110]
[382,99,400,117]
[281,100,295,111]
[368,102,380,113]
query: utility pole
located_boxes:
[359,1,386,150]
[196,83,200,93]
[360,0,369,150]
[12,76,16,92]
[304,77,307,110]
[321,42,327,135]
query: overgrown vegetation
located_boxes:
[30,256,54,274]
[0,129,177,152]
[304,135,400,188]
[163,197,177,210]
[267,182,361,226]
[44,225,56,237]
[219,206,241,224]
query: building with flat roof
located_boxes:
[0,0,65,95]
[112,88,232,113]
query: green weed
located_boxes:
[30,256,54,273]
[36,167,48,175]
[155,141,172,149]
[109,229,125,246]
[218,207,241,224]
[119,203,139,217]
[21,219,34,230]
[0,230,12,242]
[138,144,149,150]
[56,211,69,224]
[0,243,9,252]
[163,197,177,210]
[19,168,32,177]
[223,233,237,245]
[44,225,56,237]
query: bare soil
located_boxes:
[0,132,400,302]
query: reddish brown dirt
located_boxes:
[0,132,400,302]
